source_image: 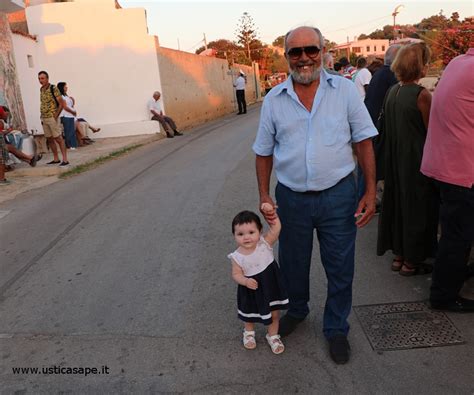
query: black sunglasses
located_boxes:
[287,46,321,59]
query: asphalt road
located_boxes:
[0,105,472,394]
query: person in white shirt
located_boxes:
[147,91,182,138]
[233,71,247,115]
[57,82,78,150]
[353,57,372,100]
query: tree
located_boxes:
[437,17,474,65]
[195,39,240,60]
[272,35,285,48]
[235,12,259,61]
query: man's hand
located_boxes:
[246,278,258,290]
[354,192,376,228]
[259,196,277,225]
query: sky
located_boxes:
[119,0,473,53]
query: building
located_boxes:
[334,38,390,60]
[0,0,260,139]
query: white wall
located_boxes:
[22,0,162,137]
[11,33,42,135]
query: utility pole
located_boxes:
[203,33,208,51]
[177,38,180,51]
[392,5,404,40]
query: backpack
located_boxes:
[49,84,59,108]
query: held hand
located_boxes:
[354,192,376,228]
[246,278,258,290]
[259,196,278,225]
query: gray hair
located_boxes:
[284,26,325,53]
[384,44,401,66]
[323,53,334,68]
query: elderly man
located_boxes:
[253,26,377,364]
[233,71,247,115]
[148,91,182,138]
[364,45,401,126]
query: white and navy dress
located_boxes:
[228,236,289,325]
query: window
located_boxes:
[352,47,361,53]
[27,55,34,68]
[382,45,386,51]
[366,46,370,52]
[374,46,377,51]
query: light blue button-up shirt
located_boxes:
[253,69,378,192]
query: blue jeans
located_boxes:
[275,174,358,339]
[61,117,77,148]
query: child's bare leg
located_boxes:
[267,311,280,336]
[244,322,254,332]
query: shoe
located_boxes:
[59,161,70,167]
[391,258,404,272]
[237,112,243,115]
[166,133,174,138]
[70,147,76,151]
[243,330,256,350]
[279,314,305,337]
[46,160,61,165]
[29,155,38,167]
[399,262,433,276]
[174,131,183,136]
[430,297,474,313]
[0,179,11,185]
[266,334,285,354]
[243,111,247,114]
[36,154,43,162]
[328,334,350,364]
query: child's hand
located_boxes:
[260,202,278,225]
[261,202,274,214]
[246,278,258,290]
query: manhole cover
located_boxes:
[354,301,465,351]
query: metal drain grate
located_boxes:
[354,301,465,351]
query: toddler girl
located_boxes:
[228,203,288,354]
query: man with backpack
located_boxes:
[38,70,69,166]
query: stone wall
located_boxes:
[0,13,26,129]
[156,47,260,130]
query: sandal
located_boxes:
[399,262,433,277]
[243,330,256,350]
[266,334,285,354]
[391,258,404,271]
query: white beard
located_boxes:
[290,64,321,84]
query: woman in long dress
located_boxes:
[377,43,438,276]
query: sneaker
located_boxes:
[70,147,76,151]
[46,160,61,165]
[174,130,183,136]
[59,161,70,167]
[0,179,11,185]
[328,334,351,364]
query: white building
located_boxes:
[8,0,162,137]
[334,38,390,59]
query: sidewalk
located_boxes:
[0,133,163,204]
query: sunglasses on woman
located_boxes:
[287,46,321,59]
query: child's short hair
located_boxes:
[231,210,263,234]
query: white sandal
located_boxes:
[243,330,256,349]
[266,333,285,354]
